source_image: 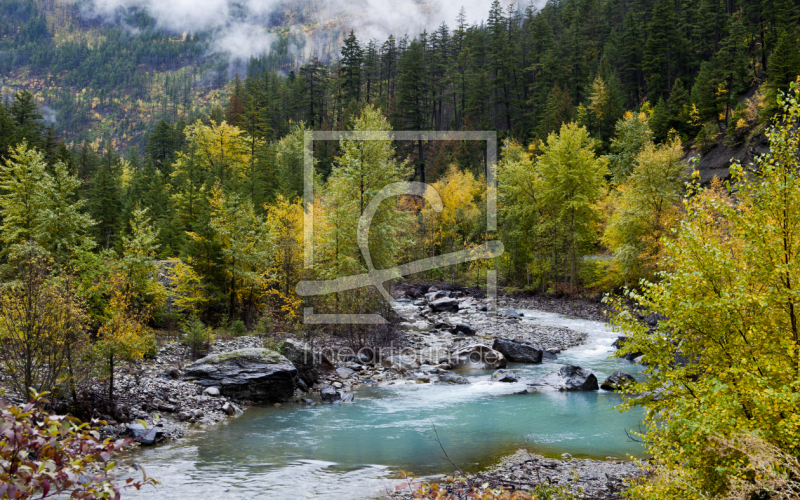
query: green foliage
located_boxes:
[274,122,308,200]
[182,315,211,359]
[499,123,607,293]
[0,248,88,400]
[606,111,653,183]
[231,319,246,336]
[0,142,94,264]
[603,138,684,282]
[537,122,607,292]
[609,83,800,499]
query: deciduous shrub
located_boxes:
[0,393,156,499]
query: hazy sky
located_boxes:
[73,0,537,61]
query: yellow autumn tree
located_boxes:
[602,138,684,282]
[420,164,483,282]
[265,195,304,319]
[610,82,800,500]
[179,119,257,191]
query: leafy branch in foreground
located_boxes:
[0,392,157,499]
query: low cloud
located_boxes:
[70,0,535,62]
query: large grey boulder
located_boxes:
[184,348,298,402]
[529,365,598,391]
[430,297,459,313]
[492,338,543,363]
[601,371,636,391]
[451,344,507,369]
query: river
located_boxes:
[124,309,645,499]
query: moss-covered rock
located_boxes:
[184,348,298,402]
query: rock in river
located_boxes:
[320,385,354,403]
[601,370,636,391]
[492,338,543,363]
[529,365,598,391]
[451,344,507,370]
[125,423,165,446]
[184,348,298,402]
[491,369,518,383]
[437,371,470,384]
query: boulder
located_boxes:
[542,350,558,360]
[320,385,354,403]
[492,338,543,363]
[430,297,459,313]
[437,371,471,384]
[644,312,666,328]
[125,423,164,446]
[491,369,518,383]
[166,367,181,380]
[336,367,355,379]
[183,348,298,402]
[283,339,322,385]
[221,402,242,416]
[425,290,449,302]
[452,323,476,336]
[504,308,522,319]
[529,365,599,391]
[601,371,636,391]
[204,387,221,397]
[155,401,176,412]
[612,337,642,360]
[451,344,507,369]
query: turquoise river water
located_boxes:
[124,309,645,499]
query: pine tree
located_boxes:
[768,31,800,95]
[536,84,574,140]
[642,0,686,102]
[691,61,719,124]
[649,97,671,142]
[146,120,176,179]
[340,31,363,103]
[9,91,43,149]
[89,151,122,250]
[396,38,430,181]
[666,77,691,138]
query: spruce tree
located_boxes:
[340,31,364,103]
[89,151,122,250]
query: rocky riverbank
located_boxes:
[89,289,620,451]
[389,449,643,500]
[95,337,264,444]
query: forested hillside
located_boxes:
[4,0,800,154]
[2,1,800,497]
